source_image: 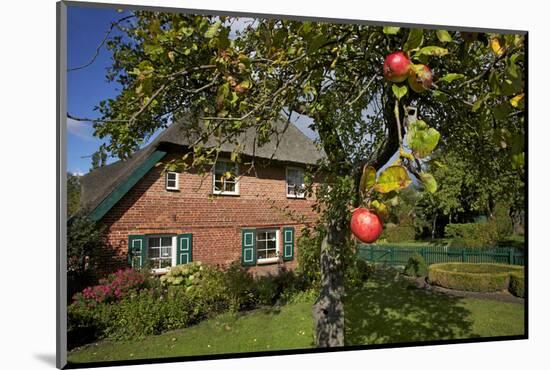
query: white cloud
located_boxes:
[67,118,96,141]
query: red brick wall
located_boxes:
[97,153,320,276]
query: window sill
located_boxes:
[150,268,170,276]
[213,191,240,196]
[257,257,279,265]
[286,194,306,199]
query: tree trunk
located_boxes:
[312,218,347,347]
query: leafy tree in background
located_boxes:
[69,13,525,346]
[67,172,81,217]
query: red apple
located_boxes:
[350,208,383,243]
[408,64,433,93]
[383,51,411,83]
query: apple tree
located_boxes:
[70,12,525,347]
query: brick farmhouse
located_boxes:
[80,120,324,275]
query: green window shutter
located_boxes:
[128,235,147,268]
[282,227,295,261]
[176,234,193,265]
[241,229,256,266]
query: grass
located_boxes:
[68,271,524,364]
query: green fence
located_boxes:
[357,244,524,266]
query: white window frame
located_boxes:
[286,166,306,199]
[212,159,240,196]
[256,229,281,265]
[165,171,179,191]
[147,235,177,274]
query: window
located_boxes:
[165,172,179,191]
[286,167,305,198]
[148,236,174,269]
[213,160,239,195]
[256,230,278,260]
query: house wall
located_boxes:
[97,153,320,275]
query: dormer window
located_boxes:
[165,172,179,191]
[286,167,305,198]
[213,160,239,195]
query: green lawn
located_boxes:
[68,271,524,364]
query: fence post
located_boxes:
[369,245,374,262]
[509,248,514,265]
[390,247,395,265]
[462,248,466,263]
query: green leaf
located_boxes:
[204,21,221,39]
[492,103,511,120]
[438,73,465,83]
[373,165,412,193]
[383,26,400,35]
[511,152,524,169]
[417,46,449,57]
[370,200,389,220]
[419,172,437,193]
[392,84,408,100]
[436,30,453,43]
[404,29,424,51]
[471,95,488,112]
[359,165,377,193]
[406,120,440,158]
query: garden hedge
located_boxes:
[508,272,525,298]
[427,263,524,293]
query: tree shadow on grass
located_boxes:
[345,269,478,346]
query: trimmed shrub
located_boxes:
[509,272,525,298]
[381,225,416,243]
[403,253,428,277]
[445,222,499,248]
[428,263,524,292]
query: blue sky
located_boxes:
[67,5,130,175]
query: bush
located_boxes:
[445,222,499,248]
[346,258,374,288]
[404,253,428,277]
[71,268,150,305]
[493,202,514,239]
[68,261,314,345]
[428,263,524,292]
[222,261,257,311]
[381,225,416,243]
[508,272,525,298]
[159,261,205,287]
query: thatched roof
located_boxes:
[80,119,323,218]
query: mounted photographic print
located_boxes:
[57,1,527,368]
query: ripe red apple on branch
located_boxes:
[408,64,433,93]
[383,51,411,83]
[350,208,383,243]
